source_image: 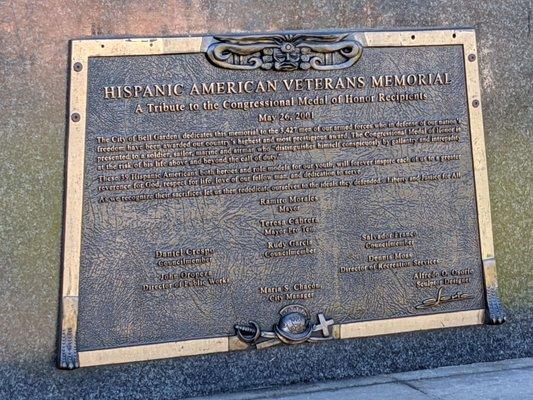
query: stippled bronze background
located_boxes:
[78,45,484,351]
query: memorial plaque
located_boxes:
[59,29,505,369]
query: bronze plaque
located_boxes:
[59,29,505,369]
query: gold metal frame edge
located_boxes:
[59,28,500,368]
[79,337,228,367]
[77,309,484,367]
[339,309,484,339]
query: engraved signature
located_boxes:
[415,287,473,310]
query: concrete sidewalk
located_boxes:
[191,358,533,400]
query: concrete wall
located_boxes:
[0,1,531,398]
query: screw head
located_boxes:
[468,54,476,62]
[71,113,81,122]
[73,62,83,72]
[472,99,480,108]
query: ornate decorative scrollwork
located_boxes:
[58,296,80,369]
[206,33,363,71]
[235,305,334,349]
[483,258,506,325]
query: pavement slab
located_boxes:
[189,358,533,400]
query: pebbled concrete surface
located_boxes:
[0,1,531,399]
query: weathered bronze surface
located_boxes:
[59,29,504,369]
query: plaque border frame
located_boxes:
[59,28,503,369]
